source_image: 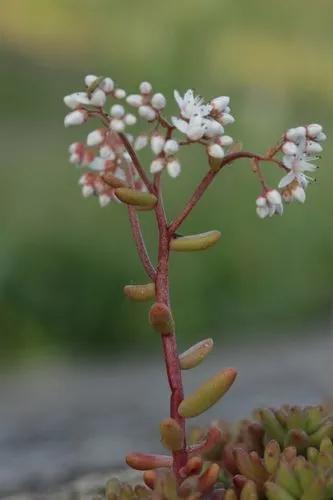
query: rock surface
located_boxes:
[1,334,332,499]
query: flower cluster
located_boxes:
[255,123,326,219]
[172,90,234,159]
[63,74,326,217]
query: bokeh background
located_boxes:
[1,0,332,361]
[1,0,333,496]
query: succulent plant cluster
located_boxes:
[94,405,333,499]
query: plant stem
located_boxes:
[127,206,156,280]
[154,178,187,478]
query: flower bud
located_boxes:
[151,135,165,155]
[139,105,157,121]
[266,189,282,205]
[134,135,148,151]
[126,94,143,107]
[139,81,152,94]
[151,93,166,110]
[124,113,137,126]
[114,88,126,99]
[167,159,181,178]
[164,139,179,156]
[64,110,87,127]
[110,118,125,132]
[110,104,125,118]
[211,96,230,112]
[219,135,234,147]
[99,194,111,207]
[89,89,106,107]
[292,185,306,203]
[305,141,323,154]
[282,142,298,155]
[86,129,105,146]
[307,123,322,138]
[208,143,224,159]
[82,184,94,197]
[150,158,165,174]
[101,77,114,93]
[220,113,235,125]
[84,74,98,87]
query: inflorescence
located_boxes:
[64,74,326,217]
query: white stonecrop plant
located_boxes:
[64,74,326,216]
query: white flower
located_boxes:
[167,159,181,178]
[163,139,179,156]
[172,115,206,141]
[151,135,165,155]
[151,93,166,110]
[278,126,326,189]
[87,129,105,146]
[150,158,165,174]
[256,191,283,219]
[64,110,87,127]
[174,89,212,120]
[208,143,224,159]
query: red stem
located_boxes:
[154,177,187,477]
[127,206,156,280]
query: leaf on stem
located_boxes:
[115,187,157,208]
[170,231,221,252]
[126,452,172,470]
[178,368,237,418]
[179,338,214,370]
[149,302,175,334]
[160,418,184,451]
[124,283,155,301]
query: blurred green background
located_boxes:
[1,0,332,361]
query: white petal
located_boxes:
[292,186,306,203]
[110,118,125,132]
[99,194,111,207]
[82,185,94,197]
[87,129,104,146]
[138,105,156,121]
[90,89,106,107]
[282,141,298,155]
[174,90,183,108]
[110,104,125,118]
[84,74,98,86]
[64,110,87,127]
[256,206,269,219]
[101,77,114,93]
[89,157,105,171]
[256,196,267,208]
[220,113,235,125]
[307,124,322,138]
[171,116,189,134]
[211,96,230,112]
[278,171,296,188]
[219,135,234,147]
[134,135,148,151]
[139,81,152,94]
